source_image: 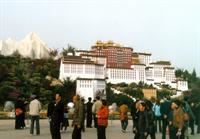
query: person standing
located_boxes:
[138,101,149,139]
[194,102,200,134]
[189,102,195,135]
[72,95,84,139]
[168,100,185,139]
[50,93,64,139]
[146,100,156,139]
[132,100,140,139]
[154,99,162,133]
[92,96,102,128]
[21,97,26,128]
[47,97,55,123]
[92,99,97,128]
[86,97,93,128]
[15,96,25,129]
[97,99,109,139]
[160,96,171,139]
[81,97,86,132]
[182,97,195,139]
[60,106,69,131]
[29,94,41,135]
[131,101,136,129]
[119,102,129,133]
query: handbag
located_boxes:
[15,108,23,116]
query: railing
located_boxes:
[0,111,132,120]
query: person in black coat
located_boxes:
[138,101,149,139]
[15,96,26,129]
[189,102,195,135]
[145,100,156,139]
[47,97,55,120]
[86,97,93,128]
[160,96,171,139]
[194,103,200,134]
[132,100,140,139]
[50,93,64,139]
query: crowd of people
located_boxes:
[129,96,200,139]
[14,94,200,139]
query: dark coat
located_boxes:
[138,110,148,133]
[146,109,156,133]
[160,100,171,119]
[133,109,140,129]
[86,101,93,114]
[51,101,64,124]
[15,99,25,113]
[47,101,54,118]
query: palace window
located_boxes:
[64,64,70,73]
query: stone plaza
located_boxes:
[0,119,199,139]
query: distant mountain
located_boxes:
[0,32,52,59]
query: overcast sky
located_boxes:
[0,0,200,76]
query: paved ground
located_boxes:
[0,119,199,139]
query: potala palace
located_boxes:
[59,41,188,100]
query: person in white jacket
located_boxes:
[92,96,102,128]
[29,94,41,135]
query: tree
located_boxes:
[0,64,9,81]
[11,50,21,58]
[61,44,76,56]
[0,84,16,105]
[123,87,143,99]
[191,69,197,81]
[175,69,184,78]
[49,49,58,58]
[183,70,190,80]
[0,55,62,107]
[106,83,115,105]
[53,78,76,103]
[138,81,144,88]
[157,89,171,99]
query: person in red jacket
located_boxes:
[97,99,109,139]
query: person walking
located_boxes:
[119,102,129,133]
[50,93,64,139]
[29,94,41,135]
[97,99,109,139]
[86,97,93,128]
[72,95,84,139]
